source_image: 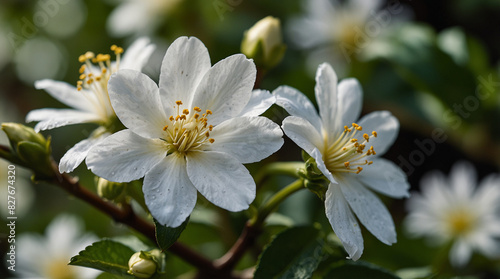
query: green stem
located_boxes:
[254,161,304,187]
[251,178,305,227]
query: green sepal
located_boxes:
[154,217,189,251]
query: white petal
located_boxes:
[348,0,384,21]
[108,69,167,139]
[419,171,453,211]
[339,178,396,245]
[281,116,323,155]
[356,111,399,156]
[237,89,275,117]
[34,79,94,111]
[311,148,337,184]
[336,78,363,128]
[59,134,109,173]
[325,183,364,260]
[472,233,500,259]
[191,54,256,125]
[143,154,197,227]
[358,158,410,198]
[209,116,283,164]
[273,85,322,132]
[26,109,102,132]
[159,36,211,115]
[120,37,156,71]
[287,17,330,49]
[449,240,472,267]
[106,1,150,37]
[315,63,338,137]
[186,151,255,211]
[86,130,167,182]
[449,161,476,201]
[475,174,500,210]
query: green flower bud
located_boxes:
[2,123,47,150]
[241,16,286,70]
[128,251,157,278]
[96,177,127,202]
[1,123,53,178]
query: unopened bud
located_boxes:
[128,251,157,278]
[1,123,53,178]
[241,16,286,70]
[96,177,126,202]
[2,123,47,149]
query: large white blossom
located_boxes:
[274,63,409,260]
[26,38,155,173]
[405,162,500,267]
[86,36,283,228]
[16,214,99,279]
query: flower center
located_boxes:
[446,208,475,237]
[75,45,124,121]
[324,123,377,175]
[162,101,215,154]
[45,257,77,279]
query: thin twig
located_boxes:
[46,159,217,274]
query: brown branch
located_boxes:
[44,159,216,274]
[214,221,261,275]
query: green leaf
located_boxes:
[324,261,400,279]
[96,272,121,279]
[254,225,325,279]
[69,239,135,277]
[154,217,189,250]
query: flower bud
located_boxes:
[128,251,157,278]
[1,123,53,178]
[241,16,286,70]
[96,177,127,202]
[2,123,47,149]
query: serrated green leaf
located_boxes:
[324,261,400,279]
[69,239,135,277]
[254,226,324,279]
[154,217,189,250]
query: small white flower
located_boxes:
[107,0,182,37]
[86,36,283,228]
[17,214,99,279]
[274,63,409,260]
[26,38,155,173]
[405,162,500,267]
[288,0,406,75]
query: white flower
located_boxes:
[274,63,409,260]
[405,162,500,267]
[107,0,182,37]
[26,38,155,173]
[86,36,283,227]
[17,214,99,279]
[287,0,406,76]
